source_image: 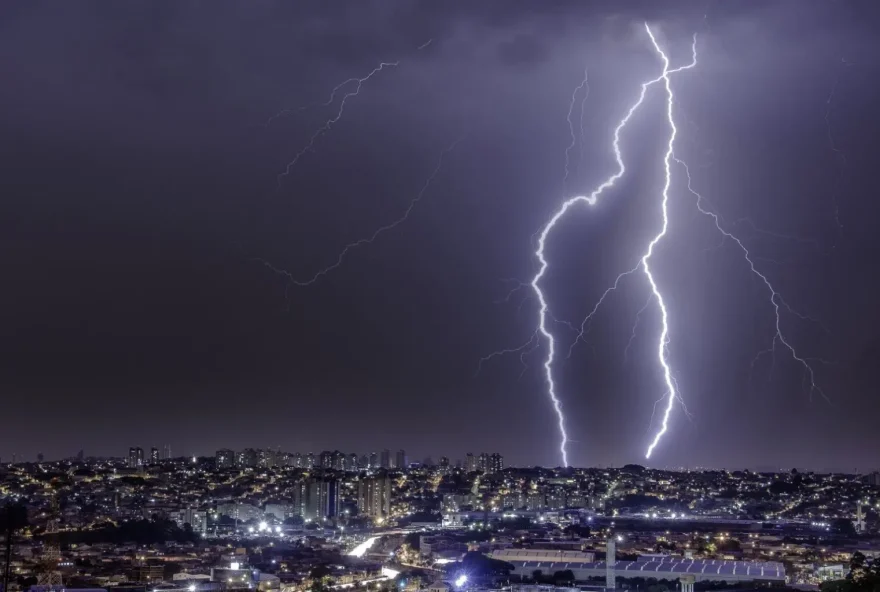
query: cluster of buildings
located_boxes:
[211,449,412,472]
[127,446,173,469]
[2,456,880,592]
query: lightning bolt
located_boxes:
[274,61,399,190]
[260,135,465,291]
[566,263,640,359]
[270,39,434,188]
[527,27,701,467]
[263,75,367,128]
[676,157,831,405]
[564,67,590,193]
[476,332,539,378]
[624,294,654,364]
[641,24,698,460]
[525,24,698,466]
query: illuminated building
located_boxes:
[395,449,407,470]
[258,449,279,468]
[465,453,477,473]
[237,448,258,468]
[170,507,208,534]
[332,450,346,470]
[216,449,234,469]
[358,475,391,519]
[320,450,333,469]
[217,502,262,522]
[265,503,296,521]
[150,447,159,465]
[128,447,144,469]
[306,477,340,520]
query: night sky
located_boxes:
[2,1,879,470]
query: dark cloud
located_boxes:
[0,0,878,468]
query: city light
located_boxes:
[455,575,468,588]
[348,536,379,558]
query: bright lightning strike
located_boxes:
[528,27,694,467]
[641,24,698,460]
[275,61,399,189]
[261,136,465,291]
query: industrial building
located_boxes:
[491,549,596,565]
[505,556,785,585]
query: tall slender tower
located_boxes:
[37,497,63,589]
[856,502,866,534]
[605,538,616,590]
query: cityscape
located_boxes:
[3,3,880,592]
[3,452,880,592]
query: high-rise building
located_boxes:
[236,448,258,468]
[216,449,234,469]
[292,481,308,517]
[293,452,303,468]
[306,452,316,468]
[465,453,477,473]
[358,476,392,520]
[150,448,160,465]
[305,478,339,520]
[128,447,144,469]
[439,457,450,474]
[259,449,278,468]
[347,453,359,471]
[489,453,504,474]
[368,452,378,468]
[331,450,346,471]
[478,453,490,473]
[319,450,333,469]
[395,450,407,470]
[163,444,171,460]
[380,449,391,469]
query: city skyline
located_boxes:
[1,1,879,468]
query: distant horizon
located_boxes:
[4,452,876,475]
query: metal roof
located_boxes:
[512,558,785,579]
